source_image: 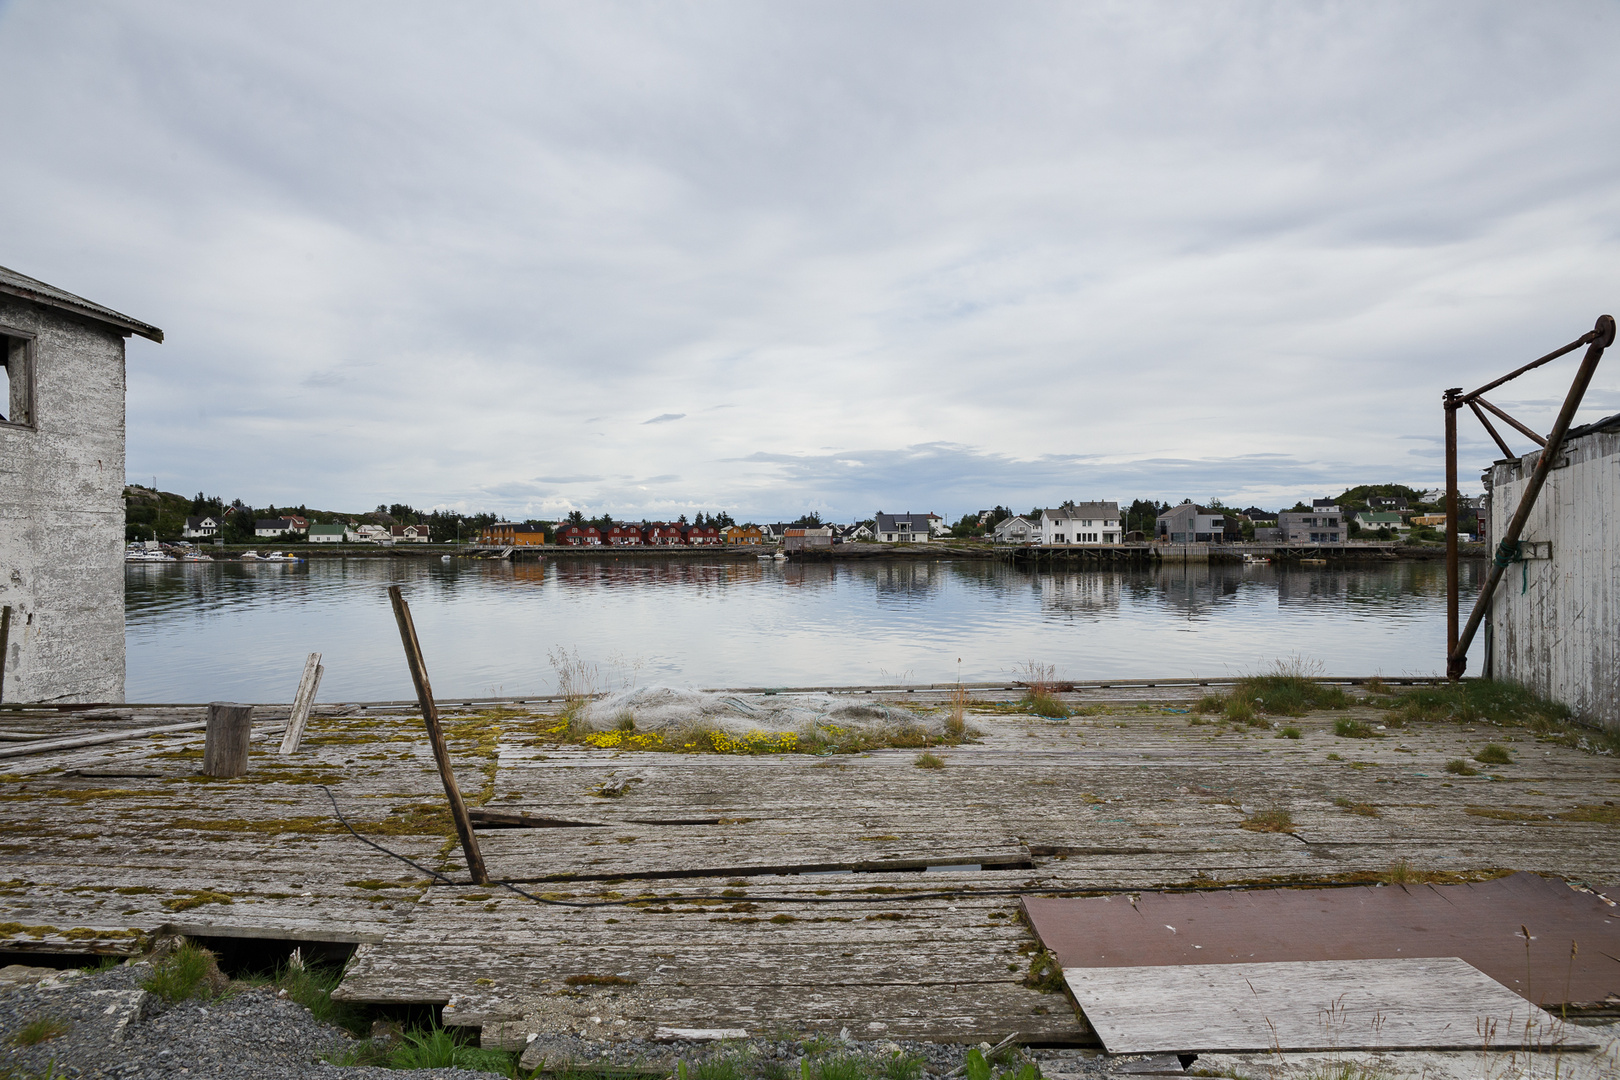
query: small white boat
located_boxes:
[260,551,302,563]
[441,555,452,562]
[181,552,214,562]
[1242,554,1269,566]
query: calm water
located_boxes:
[123,556,1484,703]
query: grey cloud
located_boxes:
[0,3,1613,516]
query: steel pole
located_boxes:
[1444,389,1461,677]
[1449,314,1615,679]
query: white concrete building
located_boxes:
[1039,502,1121,545]
[0,265,162,703]
[1484,412,1619,730]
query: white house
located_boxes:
[990,515,1038,544]
[874,512,934,543]
[346,523,390,543]
[308,522,346,543]
[182,515,219,539]
[1039,502,1121,545]
[391,524,430,543]
[927,513,948,538]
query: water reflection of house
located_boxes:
[1038,572,1123,618]
[725,525,764,545]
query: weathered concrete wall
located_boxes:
[1487,423,1619,730]
[0,296,126,703]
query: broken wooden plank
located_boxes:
[279,653,323,755]
[1062,957,1592,1053]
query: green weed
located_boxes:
[914,752,946,769]
[139,942,226,1003]
[1278,726,1302,739]
[274,957,369,1035]
[1333,719,1378,739]
[694,1056,743,1080]
[1444,759,1478,776]
[389,1024,519,1074]
[877,1053,925,1080]
[8,1017,69,1047]
[1475,743,1513,765]
[813,1055,871,1080]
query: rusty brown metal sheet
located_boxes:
[1023,873,1620,1007]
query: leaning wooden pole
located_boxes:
[387,585,489,885]
[1448,314,1614,680]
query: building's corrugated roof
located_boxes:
[0,265,162,342]
[1564,411,1620,441]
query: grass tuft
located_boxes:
[914,752,946,770]
[272,956,369,1035]
[1333,719,1378,739]
[1474,743,1513,765]
[1278,725,1302,740]
[1383,858,1439,886]
[139,942,226,1003]
[9,1017,69,1047]
[389,1024,519,1073]
[1240,808,1294,833]
[1444,758,1479,776]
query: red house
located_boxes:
[557,525,603,546]
[607,525,643,546]
[685,525,721,546]
[647,524,685,546]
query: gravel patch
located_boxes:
[0,962,1114,1080]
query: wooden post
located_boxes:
[0,606,10,704]
[1444,388,1461,679]
[203,702,253,777]
[279,653,324,755]
[387,585,489,885]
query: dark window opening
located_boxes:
[1,331,34,428]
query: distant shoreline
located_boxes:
[150,541,1486,563]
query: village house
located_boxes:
[874,512,933,543]
[1039,502,1122,545]
[0,264,162,702]
[1155,503,1226,543]
[991,515,1038,544]
[926,513,948,538]
[841,522,874,542]
[182,515,220,539]
[607,525,644,546]
[347,523,390,543]
[307,522,346,543]
[556,525,604,546]
[390,524,431,543]
[784,526,833,552]
[685,524,721,546]
[478,522,545,546]
[1278,507,1343,543]
[1368,496,1409,512]
[724,525,765,545]
[646,524,684,546]
[1352,511,1406,535]
[254,516,307,538]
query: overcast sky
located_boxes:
[4,2,1617,522]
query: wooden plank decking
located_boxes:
[1,687,1615,1047]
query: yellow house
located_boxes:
[725,525,765,545]
[480,522,547,546]
[1410,514,1446,528]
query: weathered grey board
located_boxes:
[1063,957,1593,1054]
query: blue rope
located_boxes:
[1493,539,1521,569]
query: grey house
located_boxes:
[1278,509,1343,543]
[1155,503,1225,543]
[0,265,162,703]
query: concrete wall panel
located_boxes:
[0,296,126,703]
[1487,426,1620,731]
